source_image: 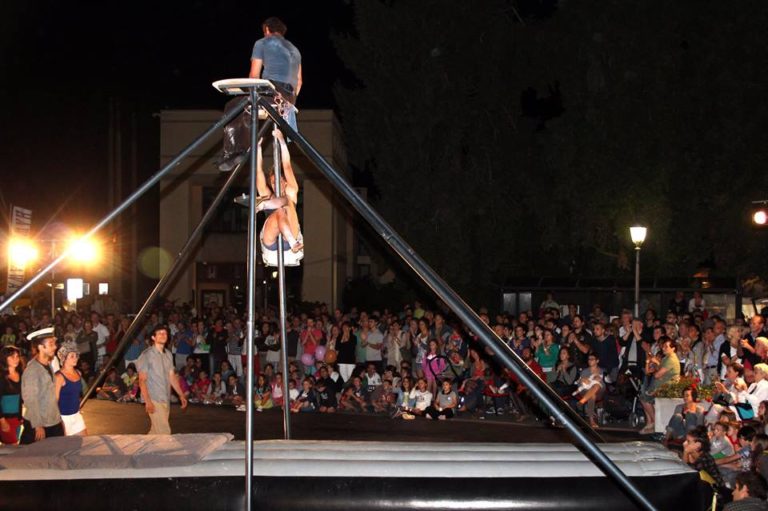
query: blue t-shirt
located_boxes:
[251,35,301,88]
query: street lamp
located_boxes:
[5,234,102,318]
[630,226,647,318]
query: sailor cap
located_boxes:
[26,326,56,343]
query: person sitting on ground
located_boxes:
[392,376,416,418]
[363,362,382,393]
[425,379,459,420]
[290,377,318,413]
[750,434,768,484]
[119,363,139,402]
[271,372,286,408]
[338,376,367,413]
[206,371,227,404]
[724,471,768,511]
[315,378,337,413]
[404,377,433,419]
[227,374,246,408]
[682,425,726,489]
[252,130,304,255]
[664,385,705,445]
[483,368,510,416]
[718,425,758,487]
[572,351,605,428]
[190,370,211,403]
[371,379,397,414]
[96,367,124,401]
[254,374,273,411]
[711,421,737,460]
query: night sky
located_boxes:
[0,1,349,231]
[4,1,768,304]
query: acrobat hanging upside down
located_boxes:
[253,129,304,265]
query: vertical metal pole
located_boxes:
[634,247,641,318]
[50,241,56,320]
[274,124,292,439]
[244,89,259,511]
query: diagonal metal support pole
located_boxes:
[257,98,657,511]
[80,118,274,408]
[1,98,250,312]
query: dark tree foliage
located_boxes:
[334,0,768,305]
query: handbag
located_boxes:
[735,402,755,420]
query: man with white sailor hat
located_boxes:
[20,327,64,444]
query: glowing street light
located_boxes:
[754,209,768,226]
[8,237,39,268]
[629,226,647,318]
[67,236,100,264]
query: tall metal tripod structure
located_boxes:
[0,79,658,511]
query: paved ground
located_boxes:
[81,399,646,444]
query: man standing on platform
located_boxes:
[219,16,303,171]
[137,325,187,434]
[20,327,64,444]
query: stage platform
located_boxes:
[0,402,705,510]
[78,399,645,443]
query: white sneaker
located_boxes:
[236,404,247,412]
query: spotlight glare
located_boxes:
[68,237,99,264]
[754,210,768,226]
[8,238,38,267]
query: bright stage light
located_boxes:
[754,209,768,226]
[8,238,39,267]
[67,236,100,264]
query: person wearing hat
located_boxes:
[136,325,187,434]
[54,340,87,436]
[20,327,64,444]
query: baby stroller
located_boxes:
[601,368,644,427]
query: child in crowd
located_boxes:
[271,373,285,408]
[371,379,397,414]
[710,421,736,459]
[290,378,318,413]
[227,374,246,408]
[254,374,273,411]
[96,368,124,401]
[425,379,458,420]
[191,370,211,403]
[682,425,726,489]
[338,376,368,413]
[315,379,337,413]
[403,377,432,419]
[717,425,757,487]
[120,363,139,402]
[206,372,226,404]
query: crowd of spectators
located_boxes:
[3,291,768,507]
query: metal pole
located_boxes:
[0,98,249,312]
[634,247,641,318]
[244,88,259,511]
[80,118,270,407]
[273,125,292,440]
[50,241,56,320]
[258,100,657,511]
